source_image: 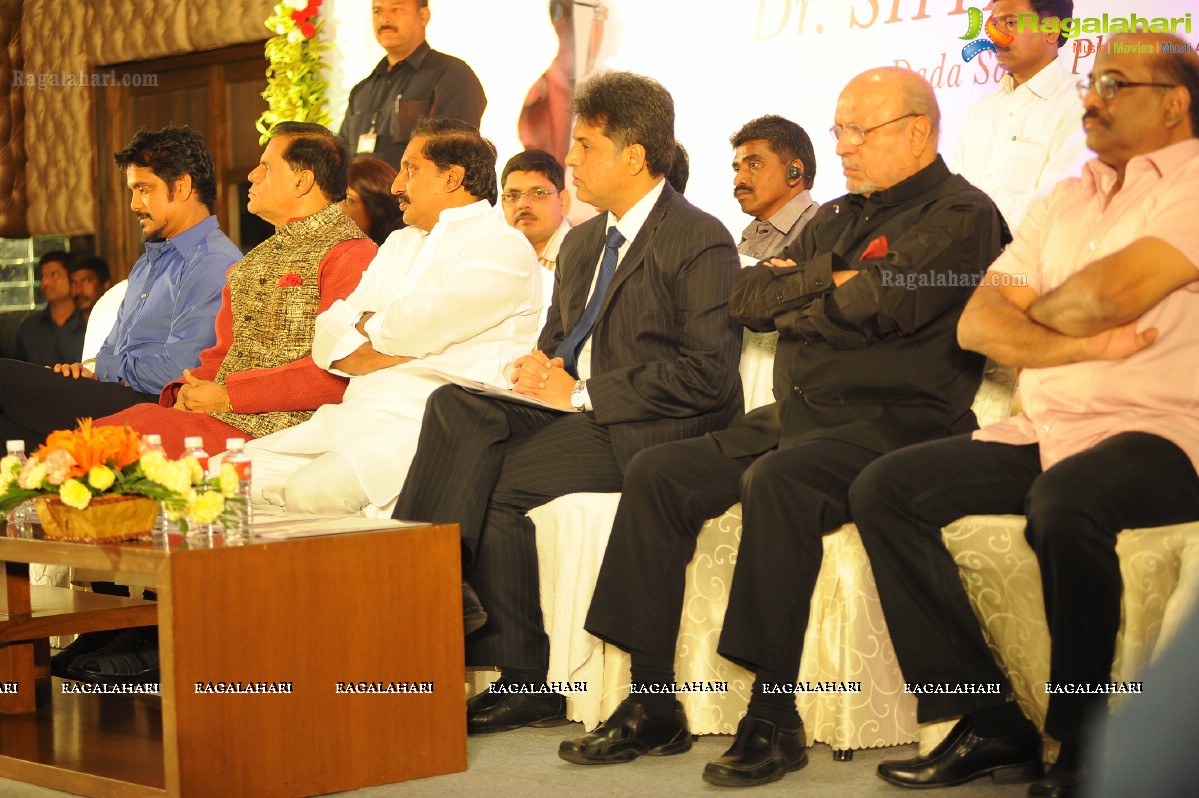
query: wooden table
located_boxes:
[0,523,466,797]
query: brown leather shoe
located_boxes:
[703,716,808,787]
[559,698,692,764]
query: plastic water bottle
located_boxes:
[224,438,253,539]
[140,434,171,536]
[5,440,31,535]
[182,436,210,478]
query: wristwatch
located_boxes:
[570,379,588,411]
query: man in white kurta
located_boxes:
[246,119,542,515]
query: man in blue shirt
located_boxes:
[0,126,238,446]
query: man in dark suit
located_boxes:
[392,71,743,733]
[559,67,1007,787]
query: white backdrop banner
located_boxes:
[326,0,1194,235]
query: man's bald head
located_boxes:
[834,67,941,196]
[1083,33,1198,171]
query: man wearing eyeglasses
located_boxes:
[853,32,1199,797]
[562,67,1004,787]
[501,150,572,272]
[954,0,1085,232]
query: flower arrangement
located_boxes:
[0,421,242,537]
[256,0,333,145]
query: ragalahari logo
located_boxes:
[960,7,1013,62]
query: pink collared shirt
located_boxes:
[974,139,1199,475]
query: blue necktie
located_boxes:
[556,226,625,378]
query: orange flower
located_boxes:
[36,420,142,477]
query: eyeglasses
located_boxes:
[989,14,1020,34]
[501,188,560,204]
[1076,75,1177,101]
[829,113,921,146]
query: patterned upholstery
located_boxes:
[527,346,1199,756]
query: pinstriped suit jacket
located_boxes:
[537,183,743,469]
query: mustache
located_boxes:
[377,24,397,33]
[733,184,753,196]
[515,211,538,222]
[1083,109,1107,126]
[395,192,411,206]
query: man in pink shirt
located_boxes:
[851,33,1199,798]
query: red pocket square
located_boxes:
[860,235,889,260]
[278,273,302,287]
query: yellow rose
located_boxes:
[189,490,226,524]
[182,456,204,484]
[59,479,93,510]
[219,462,240,498]
[0,455,19,490]
[87,465,116,491]
[163,489,196,522]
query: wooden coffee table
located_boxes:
[0,522,466,797]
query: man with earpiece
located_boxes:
[730,115,820,262]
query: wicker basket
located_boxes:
[35,495,158,543]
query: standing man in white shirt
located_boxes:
[245,118,542,515]
[954,0,1085,232]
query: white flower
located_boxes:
[282,0,308,10]
[44,449,77,486]
[287,26,305,45]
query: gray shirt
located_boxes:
[737,190,819,261]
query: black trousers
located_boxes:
[393,385,624,671]
[585,435,880,679]
[0,359,154,446]
[850,431,1199,741]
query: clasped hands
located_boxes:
[330,311,413,376]
[510,349,575,410]
[174,369,231,413]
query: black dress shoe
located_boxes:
[1028,743,1084,797]
[51,629,122,678]
[463,581,487,635]
[702,716,808,787]
[466,685,568,734]
[559,697,692,764]
[877,716,1043,788]
[67,627,160,686]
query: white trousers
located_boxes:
[214,449,372,516]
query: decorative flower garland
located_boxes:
[255,0,333,144]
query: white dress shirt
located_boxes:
[953,59,1086,233]
[576,178,666,382]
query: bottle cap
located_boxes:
[226,438,246,450]
[184,436,204,449]
[6,440,24,452]
[145,434,163,445]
